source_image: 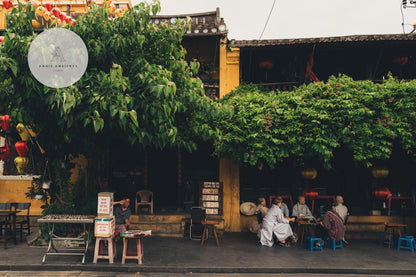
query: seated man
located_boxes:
[114,196,131,233]
[292,196,312,219]
[259,198,295,247]
[333,195,348,243]
[277,196,289,218]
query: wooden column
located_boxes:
[219,157,240,232]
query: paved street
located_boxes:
[1,232,416,275]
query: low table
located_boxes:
[37,214,95,264]
[119,230,151,264]
[381,222,407,248]
[297,219,318,245]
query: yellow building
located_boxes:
[0,0,132,30]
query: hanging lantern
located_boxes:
[32,19,41,28]
[302,188,319,200]
[371,166,389,179]
[43,11,51,21]
[15,141,29,157]
[109,3,116,13]
[45,3,53,12]
[16,123,30,141]
[0,115,10,131]
[42,180,51,189]
[14,156,28,174]
[258,60,274,70]
[52,7,61,17]
[373,187,391,200]
[301,168,318,180]
[35,6,46,17]
[2,0,13,10]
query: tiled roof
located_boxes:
[229,34,416,48]
[151,8,227,37]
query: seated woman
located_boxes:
[259,198,295,247]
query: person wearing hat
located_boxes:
[259,198,295,247]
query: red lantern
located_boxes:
[302,189,319,200]
[45,3,53,12]
[0,115,10,131]
[15,141,29,157]
[373,188,391,200]
[259,60,274,70]
[2,0,12,9]
[52,7,61,17]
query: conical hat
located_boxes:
[240,202,256,215]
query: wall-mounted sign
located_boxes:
[28,28,88,88]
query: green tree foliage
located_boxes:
[0,1,221,161]
[215,75,416,169]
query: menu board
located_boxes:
[199,182,222,215]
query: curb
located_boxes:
[1,265,416,275]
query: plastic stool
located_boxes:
[304,236,323,251]
[398,236,415,252]
[93,236,117,264]
[380,233,394,247]
[324,237,343,250]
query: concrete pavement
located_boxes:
[0,232,415,275]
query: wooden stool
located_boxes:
[122,237,143,264]
[200,220,220,246]
[93,236,116,264]
[382,222,407,248]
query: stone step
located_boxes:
[130,214,188,224]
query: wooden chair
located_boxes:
[135,190,153,214]
[11,203,31,242]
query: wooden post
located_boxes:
[219,157,240,232]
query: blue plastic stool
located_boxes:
[304,236,323,251]
[379,233,394,247]
[397,236,415,252]
[324,237,343,250]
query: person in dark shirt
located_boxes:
[114,196,131,233]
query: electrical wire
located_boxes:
[259,0,277,40]
[401,0,406,34]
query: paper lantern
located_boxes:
[259,60,274,70]
[373,188,391,200]
[303,189,319,200]
[15,141,29,157]
[371,166,389,179]
[14,156,28,174]
[301,168,318,180]
[16,123,30,141]
[45,3,53,11]
[0,115,10,131]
